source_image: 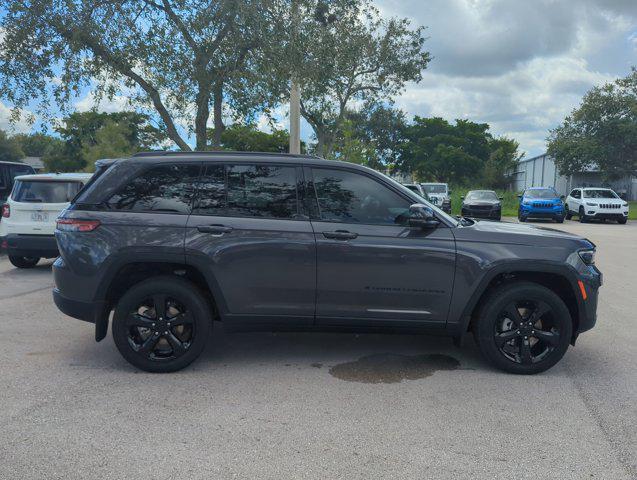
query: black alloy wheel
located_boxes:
[9,255,40,268]
[474,282,572,374]
[112,276,211,372]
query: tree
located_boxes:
[0,130,24,162]
[295,0,430,157]
[42,111,162,171]
[547,68,637,181]
[12,133,64,158]
[0,0,287,150]
[483,137,523,189]
[210,123,305,153]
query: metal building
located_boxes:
[510,153,637,200]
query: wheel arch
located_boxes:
[457,264,584,343]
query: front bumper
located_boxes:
[462,207,501,219]
[519,204,564,219]
[2,233,59,258]
[585,210,628,220]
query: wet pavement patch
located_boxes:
[329,353,460,384]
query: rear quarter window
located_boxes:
[12,180,84,203]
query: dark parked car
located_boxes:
[53,152,601,375]
[461,190,502,221]
[0,161,36,202]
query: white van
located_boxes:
[0,173,92,268]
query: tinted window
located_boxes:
[569,189,580,198]
[312,168,410,225]
[193,164,226,215]
[10,165,34,179]
[193,164,299,219]
[13,180,84,203]
[465,191,498,201]
[108,164,200,214]
[227,165,298,218]
[422,184,446,194]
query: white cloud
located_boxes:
[0,101,34,134]
[74,90,131,113]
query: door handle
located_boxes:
[197,224,233,235]
[323,230,358,240]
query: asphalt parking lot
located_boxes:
[0,219,635,480]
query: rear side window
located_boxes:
[311,168,410,225]
[194,164,299,219]
[107,164,200,214]
[12,180,83,203]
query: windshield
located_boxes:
[525,188,557,199]
[583,189,618,199]
[465,191,498,201]
[12,180,84,203]
[421,184,446,194]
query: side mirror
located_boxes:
[499,196,504,200]
[448,190,452,195]
[560,195,565,200]
[517,194,522,199]
[408,203,439,229]
[460,196,465,200]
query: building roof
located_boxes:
[21,156,45,169]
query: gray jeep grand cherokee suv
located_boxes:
[52,152,601,374]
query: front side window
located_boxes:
[311,168,410,225]
[193,164,299,219]
[12,180,83,203]
[108,164,200,214]
[569,189,580,199]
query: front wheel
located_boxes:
[579,206,588,223]
[9,255,40,268]
[473,282,572,374]
[112,276,211,372]
[618,217,627,224]
[565,210,572,220]
[555,215,564,223]
[518,210,526,222]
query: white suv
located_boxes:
[565,187,629,224]
[0,172,92,268]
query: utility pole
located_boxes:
[289,0,301,154]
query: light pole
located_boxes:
[289,0,301,154]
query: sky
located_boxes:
[1,0,636,159]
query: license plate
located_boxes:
[31,212,49,222]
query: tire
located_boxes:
[565,210,572,220]
[618,217,627,224]
[518,210,526,222]
[579,206,588,223]
[112,276,211,373]
[8,255,40,268]
[555,215,564,224]
[473,282,572,374]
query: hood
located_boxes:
[463,200,500,206]
[454,219,593,249]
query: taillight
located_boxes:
[56,218,101,232]
[1,204,9,218]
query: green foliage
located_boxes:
[329,119,377,166]
[12,132,63,157]
[42,111,161,172]
[399,117,521,187]
[80,122,135,171]
[296,0,430,158]
[209,124,305,153]
[0,130,24,162]
[0,0,288,150]
[548,68,637,181]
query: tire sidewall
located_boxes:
[9,255,40,268]
[112,276,211,373]
[474,282,573,374]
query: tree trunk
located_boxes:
[211,82,225,149]
[194,88,211,151]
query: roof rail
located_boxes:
[132,150,322,160]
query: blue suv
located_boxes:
[518,187,565,223]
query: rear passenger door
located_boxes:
[185,162,316,327]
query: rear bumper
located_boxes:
[2,233,58,258]
[53,288,106,324]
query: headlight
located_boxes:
[623,202,629,207]
[578,249,595,265]
[586,202,598,206]
[523,200,531,205]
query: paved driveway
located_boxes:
[0,219,635,479]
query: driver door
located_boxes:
[307,167,456,327]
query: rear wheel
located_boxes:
[112,276,211,372]
[473,282,572,374]
[8,255,40,268]
[579,206,588,223]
